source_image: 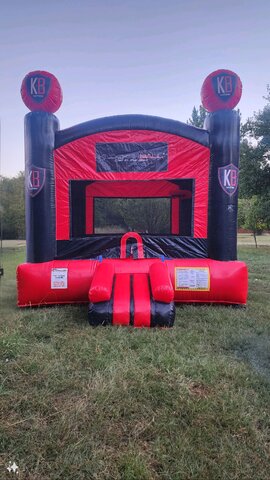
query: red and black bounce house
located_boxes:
[17,69,248,327]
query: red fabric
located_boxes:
[113,273,131,326]
[149,262,174,303]
[17,258,248,307]
[201,69,242,112]
[88,262,114,302]
[171,197,180,235]
[133,273,151,328]
[120,232,144,259]
[17,260,98,307]
[85,197,93,235]
[54,130,210,240]
[86,180,191,198]
[167,258,248,304]
[21,70,62,113]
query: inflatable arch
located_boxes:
[17,69,248,327]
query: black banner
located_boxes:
[96,142,168,172]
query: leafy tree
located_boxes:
[238,196,270,247]
[94,198,170,234]
[187,105,207,128]
[239,140,270,198]
[120,198,170,234]
[0,172,25,239]
[242,86,270,139]
[238,87,270,242]
[240,89,270,198]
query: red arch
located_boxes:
[120,232,144,259]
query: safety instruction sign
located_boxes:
[175,267,210,291]
[51,268,68,289]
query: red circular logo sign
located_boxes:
[21,70,63,113]
[201,69,242,112]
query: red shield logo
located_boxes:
[27,166,46,197]
[218,164,239,196]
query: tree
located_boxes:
[239,140,270,198]
[187,105,207,128]
[0,172,25,239]
[120,198,170,234]
[240,89,270,198]
[238,196,270,247]
[238,87,270,244]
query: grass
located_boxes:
[0,245,270,479]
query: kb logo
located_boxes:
[27,166,46,197]
[212,74,236,100]
[218,164,239,196]
[26,74,50,102]
[30,77,46,95]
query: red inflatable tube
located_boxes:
[89,261,114,302]
[17,260,98,307]
[167,259,248,304]
[149,262,174,303]
[17,258,248,307]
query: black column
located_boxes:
[205,110,240,260]
[25,111,59,262]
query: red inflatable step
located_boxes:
[113,273,131,326]
[133,273,151,328]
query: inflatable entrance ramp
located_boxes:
[17,69,248,327]
[88,237,175,327]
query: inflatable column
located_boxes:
[21,71,62,263]
[201,70,242,261]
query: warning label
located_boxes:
[51,268,68,289]
[175,267,210,291]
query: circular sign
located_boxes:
[21,70,63,113]
[201,69,242,112]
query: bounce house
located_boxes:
[17,69,248,327]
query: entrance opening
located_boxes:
[70,179,194,238]
[94,197,171,234]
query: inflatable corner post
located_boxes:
[17,69,248,327]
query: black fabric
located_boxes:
[70,181,92,237]
[96,142,168,172]
[25,112,59,263]
[151,300,175,327]
[88,301,113,326]
[204,110,240,261]
[56,236,207,260]
[180,197,193,236]
[55,114,209,148]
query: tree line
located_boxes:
[0,172,25,239]
[1,94,270,240]
[189,95,270,245]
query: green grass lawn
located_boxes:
[0,246,270,479]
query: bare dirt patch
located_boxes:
[237,233,270,246]
[2,239,26,248]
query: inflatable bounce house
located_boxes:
[17,69,248,327]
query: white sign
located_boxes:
[51,268,68,289]
[175,267,210,291]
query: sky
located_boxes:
[1,0,270,177]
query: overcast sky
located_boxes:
[1,0,270,177]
